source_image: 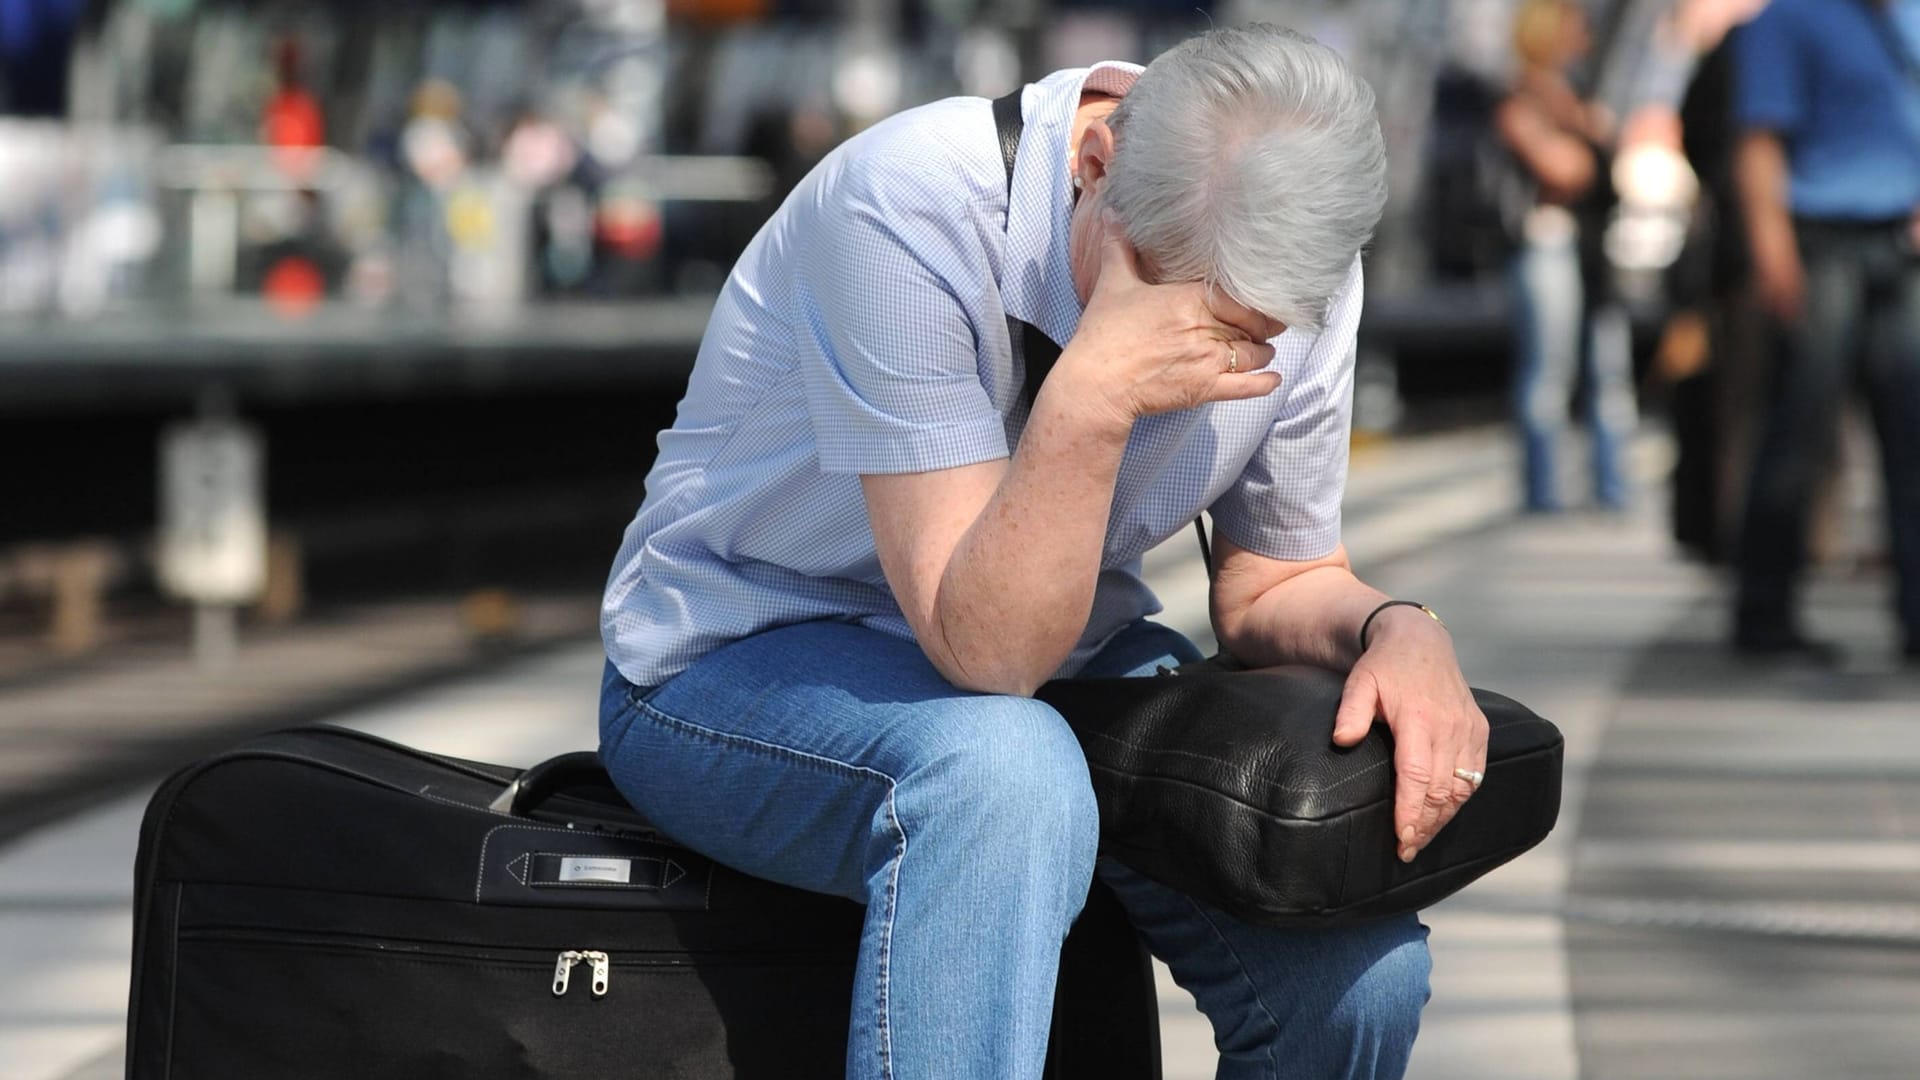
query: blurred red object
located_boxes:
[265,38,326,180]
[596,195,663,260]
[668,0,766,24]
[264,257,326,318]
[265,90,325,149]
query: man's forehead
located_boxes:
[1133,251,1286,336]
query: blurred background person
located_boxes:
[1730,0,1920,662]
[1496,0,1637,514]
[1656,0,1769,563]
[0,0,78,116]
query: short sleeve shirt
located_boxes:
[1733,0,1920,220]
[602,64,1363,687]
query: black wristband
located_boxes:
[1358,600,1442,653]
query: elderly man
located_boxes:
[1732,0,1920,661]
[600,26,1486,1079]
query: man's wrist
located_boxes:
[1036,359,1136,446]
[1359,601,1446,654]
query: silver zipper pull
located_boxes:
[552,950,583,996]
[586,951,610,997]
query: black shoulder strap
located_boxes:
[993,89,1025,195]
[992,88,1062,417]
[990,86,1214,576]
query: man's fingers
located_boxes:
[1195,340,1281,402]
[1423,795,1467,852]
[1332,670,1380,747]
[1224,340,1277,374]
[1447,772,1481,807]
[1399,727,1475,861]
[1213,372,1285,401]
[1419,764,1453,848]
[1408,723,1487,860]
[1393,741,1437,861]
[1206,287,1284,344]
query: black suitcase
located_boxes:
[127,725,1162,1078]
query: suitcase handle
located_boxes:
[487,751,610,816]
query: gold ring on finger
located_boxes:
[1225,341,1238,374]
[1453,767,1484,790]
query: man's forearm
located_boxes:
[928,378,1133,695]
[1214,558,1400,671]
[1737,131,1796,270]
[1212,544,1454,674]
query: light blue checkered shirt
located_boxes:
[604,62,1363,688]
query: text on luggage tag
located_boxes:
[558,857,632,884]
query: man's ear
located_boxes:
[1076,119,1116,193]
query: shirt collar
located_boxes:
[1002,62,1143,351]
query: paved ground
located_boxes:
[0,595,597,845]
[1567,575,1920,1080]
[4,425,1917,1079]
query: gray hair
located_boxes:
[1105,25,1388,334]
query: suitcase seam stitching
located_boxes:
[418,780,487,807]
[476,823,581,903]
[163,882,181,1080]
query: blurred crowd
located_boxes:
[1471,0,1920,663]
[4,0,1919,662]
[0,0,1727,322]
[3,0,687,314]
[0,0,1227,317]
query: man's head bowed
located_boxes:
[1104,25,1388,335]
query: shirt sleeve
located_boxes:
[792,151,1010,476]
[1732,7,1808,136]
[1207,257,1362,562]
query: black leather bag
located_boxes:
[1036,664,1564,927]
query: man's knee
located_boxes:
[898,697,1100,878]
[1327,919,1431,1052]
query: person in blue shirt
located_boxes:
[1732,0,1920,660]
[600,26,1487,1080]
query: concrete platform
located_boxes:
[7,425,1916,1079]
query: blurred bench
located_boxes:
[0,540,129,654]
[0,533,305,659]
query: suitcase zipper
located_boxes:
[182,928,623,999]
[551,949,611,998]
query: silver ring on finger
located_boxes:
[1225,341,1238,374]
[1453,767,1484,790]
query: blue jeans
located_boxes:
[1736,220,1920,646]
[599,619,1430,1079]
[1510,234,1637,511]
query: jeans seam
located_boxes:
[628,695,901,1080]
[601,699,638,764]
[878,785,905,1080]
[597,672,660,764]
[1178,892,1285,1079]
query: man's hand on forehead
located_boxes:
[1130,251,1287,342]
[1050,218,1286,426]
[1206,289,1287,343]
